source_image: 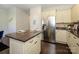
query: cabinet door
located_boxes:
[31,38,41,54]
[56,30,67,44]
[56,9,71,23]
[76,43,79,54]
[66,32,71,46]
[30,34,41,53]
[67,32,79,54]
[69,33,79,53]
[73,36,79,54]
[10,38,24,54]
[24,34,41,54]
[23,37,37,54]
[70,36,76,53]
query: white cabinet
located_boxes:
[68,33,77,53]
[56,30,67,44]
[67,32,79,54]
[10,34,42,54]
[56,29,79,52]
[71,5,79,22]
[67,32,73,51]
[71,34,79,54]
[42,9,56,24]
[42,9,71,23]
[56,9,71,23]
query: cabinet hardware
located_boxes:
[73,37,76,39]
[34,41,37,44]
[77,43,79,46]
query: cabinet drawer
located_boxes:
[24,35,41,54]
[30,39,41,54]
[35,34,42,40]
[24,36,39,47]
[24,38,41,54]
[24,34,41,45]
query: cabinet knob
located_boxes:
[73,37,76,39]
[34,41,37,44]
[77,43,79,46]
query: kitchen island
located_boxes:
[6,31,42,54]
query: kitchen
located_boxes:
[0,4,79,54]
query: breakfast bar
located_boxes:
[6,31,42,54]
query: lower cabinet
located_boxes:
[67,32,79,54]
[56,30,67,44]
[56,30,79,53]
[10,34,42,54]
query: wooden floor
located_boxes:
[0,37,72,54]
[41,41,72,54]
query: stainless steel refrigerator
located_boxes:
[43,16,56,43]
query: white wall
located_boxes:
[7,7,29,33]
[7,7,16,33]
[0,9,9,36]
[30,6,42,31]
[16,8,29,31]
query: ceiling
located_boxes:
[0,4,74,11]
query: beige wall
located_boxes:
[71,5,79,22]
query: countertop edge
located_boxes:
[5,31,42,42]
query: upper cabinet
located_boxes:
[42,8,71,24]
[56,9,71,23]
[42,9,56,24]
[42,9,56,19]
[71,5,79,22]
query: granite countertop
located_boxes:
[5,31,42,42]
[56,27,67,30]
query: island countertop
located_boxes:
[5,31,42,42]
